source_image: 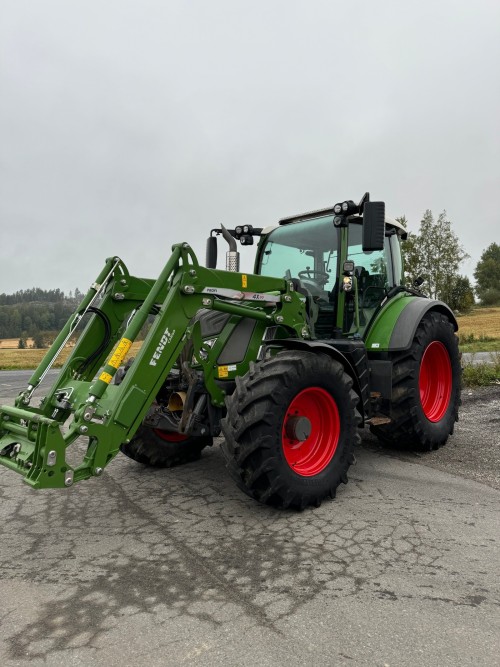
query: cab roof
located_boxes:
[271,206,407,239]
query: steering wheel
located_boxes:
[298,269,329,284]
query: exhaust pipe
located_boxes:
[220,224,240,272]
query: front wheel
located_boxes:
[120,426,213,468]
[370,311,461,450]
[221,350,360,510]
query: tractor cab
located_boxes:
[255,197,406,340]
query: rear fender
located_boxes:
[365,294,458,353]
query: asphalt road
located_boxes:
[0,371,499,666]
[462,351,499,365]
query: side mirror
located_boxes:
[206,236,217,268]
[362,201,385,251]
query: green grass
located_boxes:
[462,352,500,387]
[458,331,500,353]
[459,339,500,353]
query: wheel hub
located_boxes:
[284,415,312,443]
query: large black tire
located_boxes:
[221,350,360,510]
[120,426,212,468]
[370,311,461,450]
[116,351,212,468]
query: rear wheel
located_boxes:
[120,426,212,468]
[370,311,461,450]
[221,350,360,510]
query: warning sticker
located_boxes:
[218,365,229,378]
[108,338,133,369]
[242,274,248,288]
[99,371,113,384]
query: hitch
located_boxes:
[0,405,76,488]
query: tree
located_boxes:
[33,332,47,349]
[397,216,416,283]
[395,215,408,229]
[442,275,475,313]
[400,210,469,301]
[473,242,500,305]
[17,338,26,349]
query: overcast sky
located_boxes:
[1,0,499,295]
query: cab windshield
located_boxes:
[258,215,339,297]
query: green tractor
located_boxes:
[0,194,461,509]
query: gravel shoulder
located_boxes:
[363,384,500,490]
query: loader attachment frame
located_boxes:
[0,243,307,488]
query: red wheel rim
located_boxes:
[419,341,452,422]
[282,387,340,476]
[154,429,189,442]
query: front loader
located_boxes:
[0,194,461,509]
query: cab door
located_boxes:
[346,221,395,335]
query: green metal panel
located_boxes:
[364,293,419,351]
[114,386,148,428]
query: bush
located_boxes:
[462,353,500,386]
[458,332,495,345]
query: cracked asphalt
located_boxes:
[0,372,499,666]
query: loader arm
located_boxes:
[0,243,308,489]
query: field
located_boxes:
[0,308,498,371]
[0,346,72,370]
[0,340,143,371]
[0,337,35,349]
[456,306,500,351]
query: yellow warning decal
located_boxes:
[108,338,133,369]
[99,371,113,384]
[218,365,229,378]
[242,274,248,288]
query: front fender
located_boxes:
[267,338,368,421]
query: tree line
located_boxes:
[0,287,83,305]
[0,289,83,344]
